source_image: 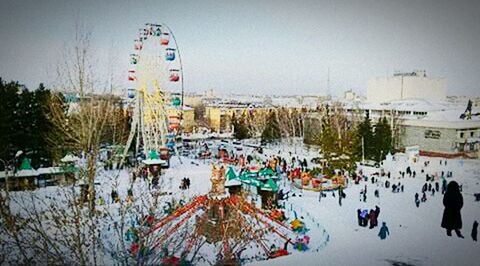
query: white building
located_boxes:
[343,99,480,157]
[367,70,446,103]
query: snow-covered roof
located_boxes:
[37,167,75,175]
[142,158,167,165]
[61,154,80,162]
[0,166,78,179]
[346,98,458,112]
[0,169,38,178]
[225,179,242,187]
[342,98,480,127]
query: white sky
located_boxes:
[1,0,480,96]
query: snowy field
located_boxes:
[94,143,480,266]
[250,153,480,266]
[4,141,479,265]
[132,141,480,266]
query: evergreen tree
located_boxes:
[261,111,281,142]
[0,79,56,169]
[355,112,375,161]
[231,112,250,140]
[318,116,337,175]
[316,105,358,175]
[0,79,21,169]
[373,117,392,161]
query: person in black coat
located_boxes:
[472,220,478,242]
[441,181,464,238]
[374,205,380,219]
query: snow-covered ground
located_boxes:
[137,143,480,266]
[4,141,479,265]
[93,143,480,266]
[250,154,480,266]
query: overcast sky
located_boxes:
[1,0,480,96]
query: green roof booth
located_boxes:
[259,178,279,209]
[224,167,242,195]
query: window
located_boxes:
[471,132,474,137]
[425,130,441,139]
[460,132,464,138]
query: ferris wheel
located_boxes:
[123,23,184,166]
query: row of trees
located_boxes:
[0,78,130,171]
[356,115,393,162]
[230,108,306,142]
[304,103,393,175]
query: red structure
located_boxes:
[136,165,294,264]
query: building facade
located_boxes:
[367,70,446,103]
[304,99,480,158]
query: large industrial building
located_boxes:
[367,70,447,103]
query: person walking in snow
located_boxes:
[111,189,118,204]
[442,179,447,194]
[415,195,420,208]
[374,205,380,219]
[369,209,378,229]
[378,222,390,240]
[472,221,478,242]
[441,181,464,238]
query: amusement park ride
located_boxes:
[122,23,184,168]
[127,165,310,265]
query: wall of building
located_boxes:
[367,73,446,103]
[400,125,457,153]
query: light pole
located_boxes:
[361,137,365,164]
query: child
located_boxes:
[378,222,390,240]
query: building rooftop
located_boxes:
[342,98,480,127]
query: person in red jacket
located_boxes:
[369,209,378,229]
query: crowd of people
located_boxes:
[349,156,480,243]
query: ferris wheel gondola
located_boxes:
[122,22,185,168]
